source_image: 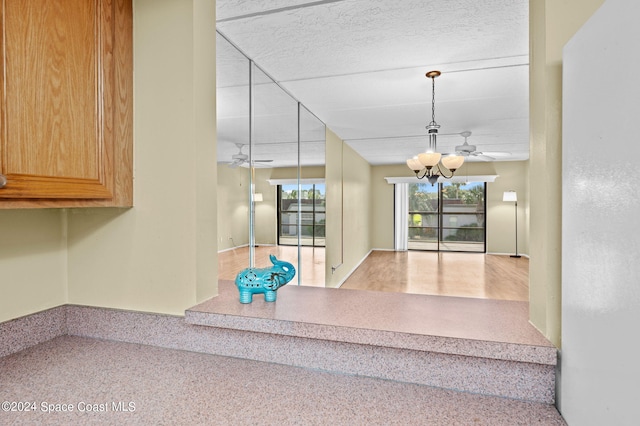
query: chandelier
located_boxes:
[406,71,464,185]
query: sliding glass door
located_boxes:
[408,182,486,252]
[278,183,326,247]
[408,183,439,250]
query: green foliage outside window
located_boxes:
[444,223,484,242]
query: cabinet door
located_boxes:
[0,0,132,205]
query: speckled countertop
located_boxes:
[0,336,566,425]
[186,281,556,365]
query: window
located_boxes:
[278,184,325,247]
[408,182,486,252]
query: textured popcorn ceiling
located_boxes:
[217,0,529,166]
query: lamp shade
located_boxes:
[406,157,423,171]
[418,152,441,168]
[441,155,465,171]
[503,191,517,202]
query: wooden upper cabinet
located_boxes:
[0,0,132,208]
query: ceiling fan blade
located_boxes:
[455,144,476,153]
[481,151,512,158]
[239,161,273,169]
[253,162,273,168]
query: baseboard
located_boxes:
[487,252,531,258]
[217,243,249,253]
[335,249,373,288]
[0,305,67,358]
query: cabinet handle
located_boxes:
[0,174,6,189]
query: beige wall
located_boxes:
[0,210,67,322]
[325,129,343,286]
[529,0,604,347]
[486,161,529,256]
[253,168,277,246]
[268,166,325,181]
[325,129,371,288]
[1,0,218,321]
[369,161,529,255]
[368,165,396,250]
[217,166,250,250]
[67,0,218,315]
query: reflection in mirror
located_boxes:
[251,62,298,272]
[296,105,326,285]
[251,65,298,168]
[216,32,250,256]
[299,105,326,169]
[216,31,327,286]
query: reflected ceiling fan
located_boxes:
[454,131,510,161]
[224,143,273,168]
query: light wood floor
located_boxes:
[218,246,529,301]
[341,250,529,301]
[218,245,326,286]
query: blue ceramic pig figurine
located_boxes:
[235,255,296,304]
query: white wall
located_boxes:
[560,0,639,423]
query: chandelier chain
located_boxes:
[431,76,436,125]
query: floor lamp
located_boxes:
[503,191,521,258]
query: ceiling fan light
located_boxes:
[418,152,441,168]
[441,155,465,171]
[406,157,423,171]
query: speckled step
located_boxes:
[0,281,557,404]
[185,281,557,404]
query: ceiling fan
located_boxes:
[224,143,273,168]
[454,131,510,161]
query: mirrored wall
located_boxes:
[216,32,326,285]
